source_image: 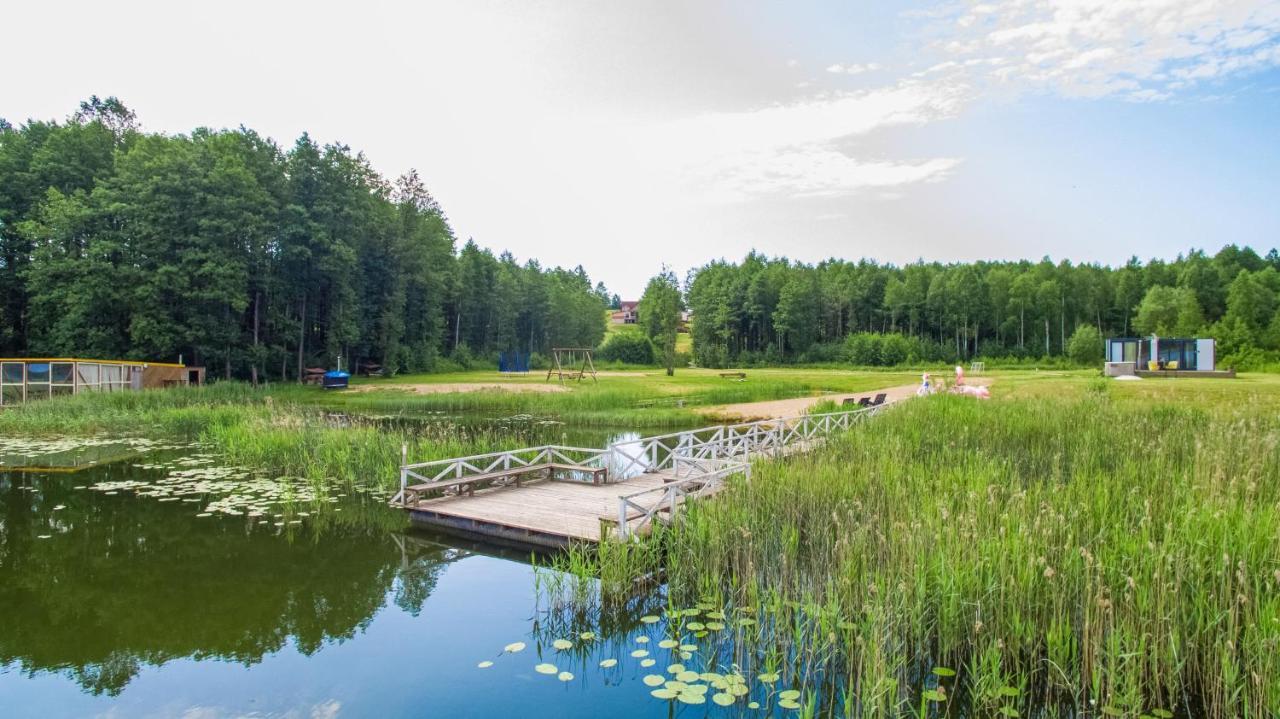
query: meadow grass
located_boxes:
[567,380,1280,717]
[0,367,925,437]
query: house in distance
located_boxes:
[1104,336,1234,378]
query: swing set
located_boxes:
[546,347,598,384]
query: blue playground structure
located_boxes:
[498,351,530,373]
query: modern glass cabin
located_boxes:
[0,358,203,406]
[1104,337,1216,373]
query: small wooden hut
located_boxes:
[0,357,204,406]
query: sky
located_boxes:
[4,0,1280,297]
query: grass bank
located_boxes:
[574,389,1280,717]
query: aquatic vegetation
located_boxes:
[531,393,1280,717]
[76,449,390,525]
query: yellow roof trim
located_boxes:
[0,357,187,368]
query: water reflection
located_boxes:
[0,459,454,697]
[0,422,714,718]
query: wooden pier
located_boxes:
[391,406,883,549]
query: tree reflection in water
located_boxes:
[0,458,456,696]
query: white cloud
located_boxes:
[940,0,1280,100]
[645,80,966,201]
[826,62,882,75]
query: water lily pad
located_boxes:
[535,663,558,674]
[553,639,574,650]
[686,621,706,631]
[748,701,760,709]
[706,621,725,631]
[779,698,801,709]
[780,689,801,701]
[635,636,649,643]
[680,651,693,660]
[679,644,697,652]
[557,671,574,682]
[650,688,679,700]
[738,618,757,626]
[579,631,595,641]
[757,672,780,683]
[932,666,956,677]
[667,663,685,674]
[706,611,725,619]
[640,615,660,624]
[677,670,701,683]
[643,674,666,687]
[599,658,618,668]
[664,681,687,692]
[630,649,649,658]
[677,692,707,705]
[658,639,679,649]
[713,692,735,706]
[640,658,656,667]
[477,660,494,668]
[504,642,526,653]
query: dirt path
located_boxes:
[697,377,995,422]
[349,382,567,395]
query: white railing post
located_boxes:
[398,443,408,504]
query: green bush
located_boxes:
[1067,325,1104,365]
[597,331,656,365]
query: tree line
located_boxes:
[684,247,1280,368]
[0,98,608,379]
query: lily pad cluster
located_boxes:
[85,453,340,522]
[480,603,810,712]
[0,436,192,467]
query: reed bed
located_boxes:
[583,393,1280,717]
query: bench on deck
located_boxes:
[404,463,607,504]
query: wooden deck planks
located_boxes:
[407,472,675,543]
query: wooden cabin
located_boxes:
[0,357,204,406]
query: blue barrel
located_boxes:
[322,370,350,389]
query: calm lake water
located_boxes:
[0,422,769,719]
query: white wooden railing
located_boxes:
[391,445,610,505]
[606,404,882,479]
[614,459,749,537]
[392,403,886,536]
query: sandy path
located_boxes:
[349,382,567,395]
[698,378,995,422]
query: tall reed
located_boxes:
[594,394,1280,717]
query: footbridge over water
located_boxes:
[390,404,887,549]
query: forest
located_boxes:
[0,98,609,380]
[5,99,1280,379]
[685,246,1280,369]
